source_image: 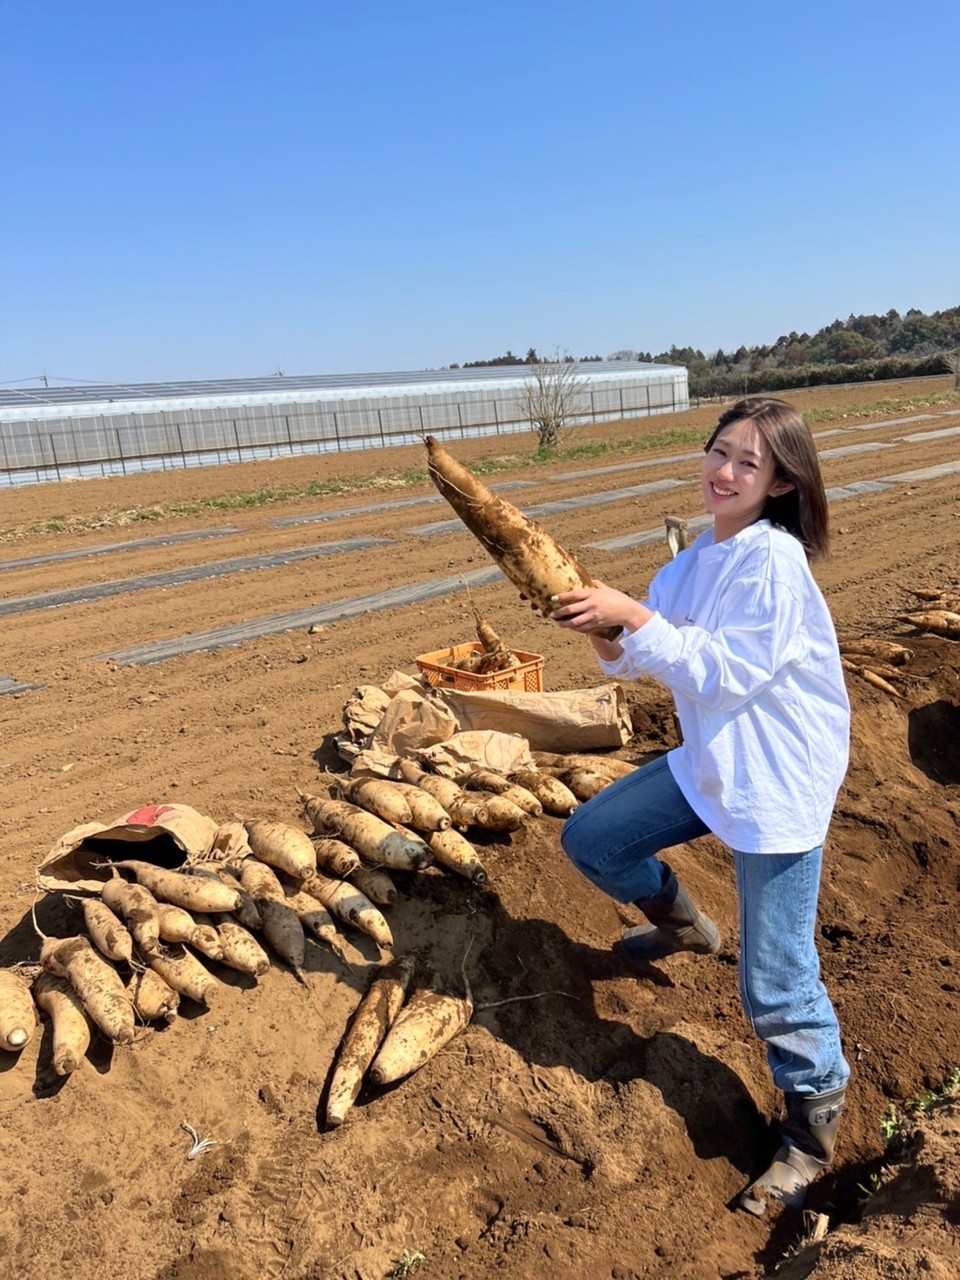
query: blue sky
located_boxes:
[2,1,958,385]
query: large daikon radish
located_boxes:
[325,953,415,1128]
[424,435,622,641]
[298,793,432,871]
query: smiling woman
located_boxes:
[703,417,794,539]
[551,395,852,1217]
[701,397,830,558]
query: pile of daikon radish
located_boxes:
[1,751,636,1103]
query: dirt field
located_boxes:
[1,377,959,1280]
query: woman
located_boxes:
[551,396,850,1215]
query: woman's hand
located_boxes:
[549,581,652,634]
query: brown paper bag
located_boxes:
[432,683,631,752]
[414,731,535,778]
[37,802,220,893]
[370,688,459,757]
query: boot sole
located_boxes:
[619,932,722,965]
[620,921,721,964]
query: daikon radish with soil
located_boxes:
[395,763,490,830]
[298,793,432,870]
[211,918,271,977]
[508,769,579,817]
[238,856,287,904]
[188,863,262,930]
[897,610,960,639]
[34,972,92,1072]
[108,860,242,915]
[470,605,521,673]
[284,890,347,958]
[0,969,38,1052]
[540,766,613,802]
[473,605,504,654]
[531,751,638,780]
[80,898,137,966]
[901,586,958,602]
[459,769,543,818]
[898,586,960,611]
[100,876,163,962]
[326,953,416,1128]
[396,760,466,809]
[427,829,488,884]
[368,948,475,1086]
[257,897,307,983]
[858,669,902,697]
[349,864,398,906]
[39,935,136,1045]
[181,911,227,962]
[244,819,317,882]
[842,659,907,681]
[424,434,622,641]
[465,791,528,831]
[313,837,362,879]
[156,903,223,960]
[424,789,523,832]
[148,948,222,1006]
[444,792,491,831]
[382,781,452,832]
[126,967,180,1023]
[841,657,902,699]
[336,778,413,828]
[838,639,912,665]
[302,871,394,951]
[396,766,522,830]
[368,942,571,1089]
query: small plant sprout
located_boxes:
[387,1251,425,1279]
[879,1106,900,1143]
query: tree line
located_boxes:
[449,305,960,397]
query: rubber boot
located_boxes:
[739,1086,846,1216]
[620,866,721,963]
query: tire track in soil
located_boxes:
[229,1145,331,1279]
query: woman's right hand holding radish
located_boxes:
[550,581,652,636]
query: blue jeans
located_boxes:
[560,754,850,1096]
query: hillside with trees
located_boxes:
[450,305,960,397]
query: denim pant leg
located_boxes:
[560,753,709,903]
[734,848,850,1096]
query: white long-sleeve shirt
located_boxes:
[597,520,850,853]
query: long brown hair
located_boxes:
[704,397,829,560]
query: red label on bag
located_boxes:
[123,803,178,827]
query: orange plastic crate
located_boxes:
[416,642,544,693]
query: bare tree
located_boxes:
[944,347,960,389]
[519,350,589,450]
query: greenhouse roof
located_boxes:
[0,361,683,418]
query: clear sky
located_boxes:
[2,1,958,386]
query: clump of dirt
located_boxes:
[775,1095,960,1280]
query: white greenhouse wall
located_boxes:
[0,363,689,487]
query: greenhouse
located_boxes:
[0,361,689,486]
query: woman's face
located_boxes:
[701,417,792,538]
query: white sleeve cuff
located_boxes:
[596,612,672,678]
